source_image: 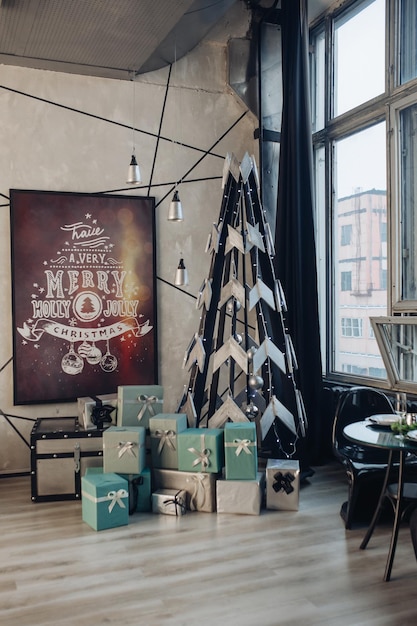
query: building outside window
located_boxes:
[310,0,417,385]
[341,224,353,246]
[341,317,363,337]
[341,270,352,291]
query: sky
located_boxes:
[334,0,387,198]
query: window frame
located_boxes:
[310,0,417,388]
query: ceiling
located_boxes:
[0,0,335,81]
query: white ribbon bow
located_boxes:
[187,473,207,511]
[136,394,161,422]
[232,438,253,456]
[188,434,211,469]
[155,429,176,454]
[117,441,137,458]
[82,488,128,514]
[107,489,128,512]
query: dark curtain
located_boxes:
[273,0,323,466]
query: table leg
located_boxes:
[383,450,405,582]
[360,449,393,550]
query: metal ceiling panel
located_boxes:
[0,0,195,79]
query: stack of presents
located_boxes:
[30,385,300,531]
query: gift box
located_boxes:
[177,428,224,474]
[77,394,118,430]
[152,468,217,512]
[81,473,129,531]
[86,466,152,513]
[149,413,188,469]
[152,489,187,516]
[216,472,265,515]
[117,385,163,430]
[118,467,152,513]
[85,467,104,476]
[103,426,146,475]
[224,422,258,480]
[266,459,300,511]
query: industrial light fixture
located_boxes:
[168,42,185,220]
[126,73,141,185]
[127,153,141,185]
[168,190,184,221]
[175,258,188,286]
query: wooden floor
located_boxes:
[1,462,416,626]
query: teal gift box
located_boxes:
[103,426,146,475]
[224,422,258,480]
[86,467,152,513]
[149,413,188,469]
[81,473,129,531]
[85,467,104,476]
[117,385,163,430]
[118,467,152,513]
[177,428,224,473]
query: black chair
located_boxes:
[332,386,415,529]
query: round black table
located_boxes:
[343,420,417,581]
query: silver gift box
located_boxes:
[216,472,265,515]
[266,459,300,511]
[152,468,217,512]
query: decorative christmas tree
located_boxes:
[178,153,307,458]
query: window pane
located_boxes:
[311,29,325,131]
[333,122,387,378]
[334,0,385,117]
[399,103,417,301]
[313,143,326,374]
[400,0,417,84]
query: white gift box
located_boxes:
[152,489,187,516]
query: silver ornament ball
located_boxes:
[226,298,242,314]
[247,346,257,361]
[248,374,264,390]
[245,403,259,420]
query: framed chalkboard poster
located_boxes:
[10,190,157,404]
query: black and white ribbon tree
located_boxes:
[178,153,307,457]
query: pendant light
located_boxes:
[175,258,188,286]
[126,73,141,185]
[168,190,184,221]
[127,153,141,185]
[168,41,184,220]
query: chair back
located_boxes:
[332,386,394,459]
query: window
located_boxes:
[333,0,385,117]
[341,317,363,337]
[341,271,352,291]
[380,221,387,243]
[341,224,352,245]
[310,0,417,385]
[400,0,417,84]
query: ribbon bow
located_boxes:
[232,438,253,456]
[188,434,211,469]
[187,473,207,511]
[273,471,295,495]
[163,491,187,516]
[136,394,161,422]
[155,429,176,455]
[117,441,137,458]
[107,489,128,513]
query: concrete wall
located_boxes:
[0,3,258,473]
